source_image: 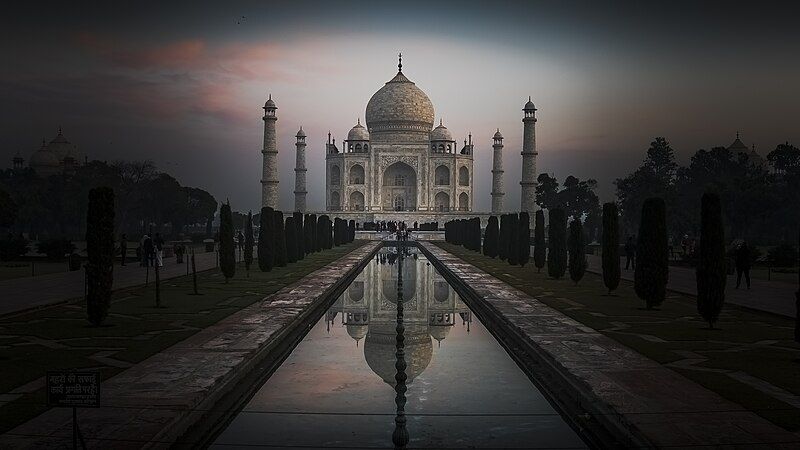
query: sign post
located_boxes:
[47,371,99,449]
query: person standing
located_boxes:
[735,241,751,289]
[625,235,636,270]
[119,233,128,266]
[140,234,150,267]
[236,230,245,261]
[154,233,165,267]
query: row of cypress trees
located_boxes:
[444,217,481,251]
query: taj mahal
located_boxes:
[260,55,539,223]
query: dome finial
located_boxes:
[439,118,442,126]
[398,52,402,72]
[357,118,360,125]
[736,131,740,139]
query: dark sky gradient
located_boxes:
[2,1,799,212]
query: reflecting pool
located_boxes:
[212,246,586,449]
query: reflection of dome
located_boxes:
[429,325,451,343]
[347,120,370,141]
[430,121,453,141]
[381,263,416,303]
[366,70,435,133]
[364,323,432,386]
[346,324,368,342]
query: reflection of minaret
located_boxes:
[261,95,279,208]
[293,127,307,212]
[520,97,538,213]
[491,129,505,214]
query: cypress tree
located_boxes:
[257,207,274,272]
[533,210,546,273]
[307,214,317,253]
[696,192,726,328]
[273,211,287,267]
[303,214,312,253]
[601,202,621,294]
[315,215,324,251]
[293,212,304,259]
[86,187,114,326]
[285,216,298,263]
[518,212,531,267]
[484,216,499,258]
[498,214,508,260]
[508,213,519,265]
[568,217,587,284]
[244,210,254,276]
[219,201,236,282]
[795,227,799,347]
[634,197,669,309]
[547,208,567,279]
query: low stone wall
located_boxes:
[0,242,382,449]
[355,230,444,241]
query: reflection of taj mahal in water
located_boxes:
[325,247,472,385]
[260,54,539,222]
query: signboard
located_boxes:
[46,371,99,407]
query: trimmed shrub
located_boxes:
[484,216,499,258]
[219,201,236,282]
[767,244,798,267]
[86,187,115,326]
[498,214,508,260]
[568,217,587,284]
[0,234,28,261]
[349,220,356,243]
[244,211,254,273]
[547,208,567,279]
[602,202,621,294]
[36,238,75,261]
[634,197,669,309]
[285,216,298,263]
[508,213,519,265]
[533,210,546,273]
[274,211,287,267]
[518,212,531,267]
[696,192,726,328]
[293,212,304,259]
[257,206,274,272]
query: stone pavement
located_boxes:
[587,255,797,317]
[0,241,380,449]
[421,242,800,449]
[0,252,218,317]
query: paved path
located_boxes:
[0,252,219,317]
[0,241,380,449]
[422,242,800,448]
[587,255,798,317]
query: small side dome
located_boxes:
[430,120,453,142]
[493,128,503,139]
[347,119,370,141]
[264,94,276,108]
[524,96,536,111]
[295,126,306,138]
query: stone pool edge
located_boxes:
[418,241,800,449]
[1,241,382,449]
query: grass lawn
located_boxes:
[0,261,69,281]
[437,242,800,432]
[0,241,365,434]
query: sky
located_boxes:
[2,1,800,212]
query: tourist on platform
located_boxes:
[119,234,128,266]
[735,241,752,289]
[236,230,245,258]
[140,234,150,267]
[625,235,636,270]
[154,233,165,267]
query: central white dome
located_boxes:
[365,71,435,133]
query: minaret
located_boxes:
[261,95,279,208]
[520,97,538,213]
[491,129,505,213]
[293,127,308,212]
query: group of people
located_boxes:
[136,233,165,268]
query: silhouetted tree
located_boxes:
[484,216,499,258]
[293,212,304,259]
[219,201,236,282]
[602,202,621,294]
[518,212,531,267]
[86,187,114,326]
[508,214,519,265]
[305,214,316,253]
[257,206,274,272]
[274,211,287,267]
[696,192,726,328]
[349,219,356,242]
[568,217,586,284]
[547,208,567,279]
[244,210,254,275]
[635,198,669,309]
[285,216,298,263]
[498,214,508,260]
[533,210,546,273]
[795,227,799,347]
